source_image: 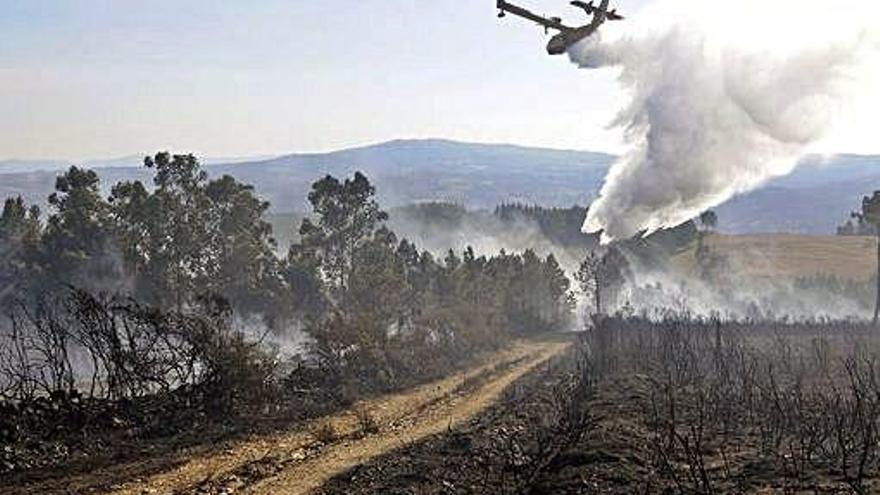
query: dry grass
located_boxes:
[673,234,877,281]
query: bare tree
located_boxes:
[854,191,880,326]
[576,247,630,318]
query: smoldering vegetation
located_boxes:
[307,199,880,492]
[308,316,880,494]
[391,203,878,322]
[387,203,597,271]
[0,156,574,479]
[550,315,880,493]
[623,270,875,322]
[609,223,876,322]
[1,151,879,492]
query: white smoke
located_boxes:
[571,0,880,242]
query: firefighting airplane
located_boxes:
[497,0,624,55]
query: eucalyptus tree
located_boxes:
[297,172,388,300]
[42,167,120,290]
[0,197,42,304]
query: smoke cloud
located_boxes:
[571,0,880,242]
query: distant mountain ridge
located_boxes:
[208,139,613,212]
[716,154,880,234]
[1,139,878,235]
[0,154,275,174]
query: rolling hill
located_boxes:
[715,155,880,234]
[672,234,878,282]
[1,140,878,235]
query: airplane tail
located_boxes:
[571,1,596,15]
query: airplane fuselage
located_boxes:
[547,33,570,55]
[547,25,598,55]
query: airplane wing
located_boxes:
[571,0,623,21]
[497,0,572,32]
[588,0,611,28]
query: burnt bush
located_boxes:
[581,315,880,493]
[305,300,508,397]
[0,288,278,474]
[1,289,277,410]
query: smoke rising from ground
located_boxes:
[623,268,870,322]
[571,0,880,242]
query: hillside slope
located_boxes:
[672,234,877,281]
[1,140,877,235]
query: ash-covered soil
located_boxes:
[315,345,592,495]
[315,323,880,495]
[1,339,569,495]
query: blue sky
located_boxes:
[1,0,657,160]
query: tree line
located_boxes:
[494,203,596,248]
[0,153,576,400]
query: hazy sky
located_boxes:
[1,0,655,160]
[1,0,875,161]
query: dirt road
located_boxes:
[85,337,569,495]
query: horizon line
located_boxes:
[1,137,876,166]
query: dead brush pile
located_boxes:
[580,315,880,493]
[0,289,278,474]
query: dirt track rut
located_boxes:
[97,338,569,495]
